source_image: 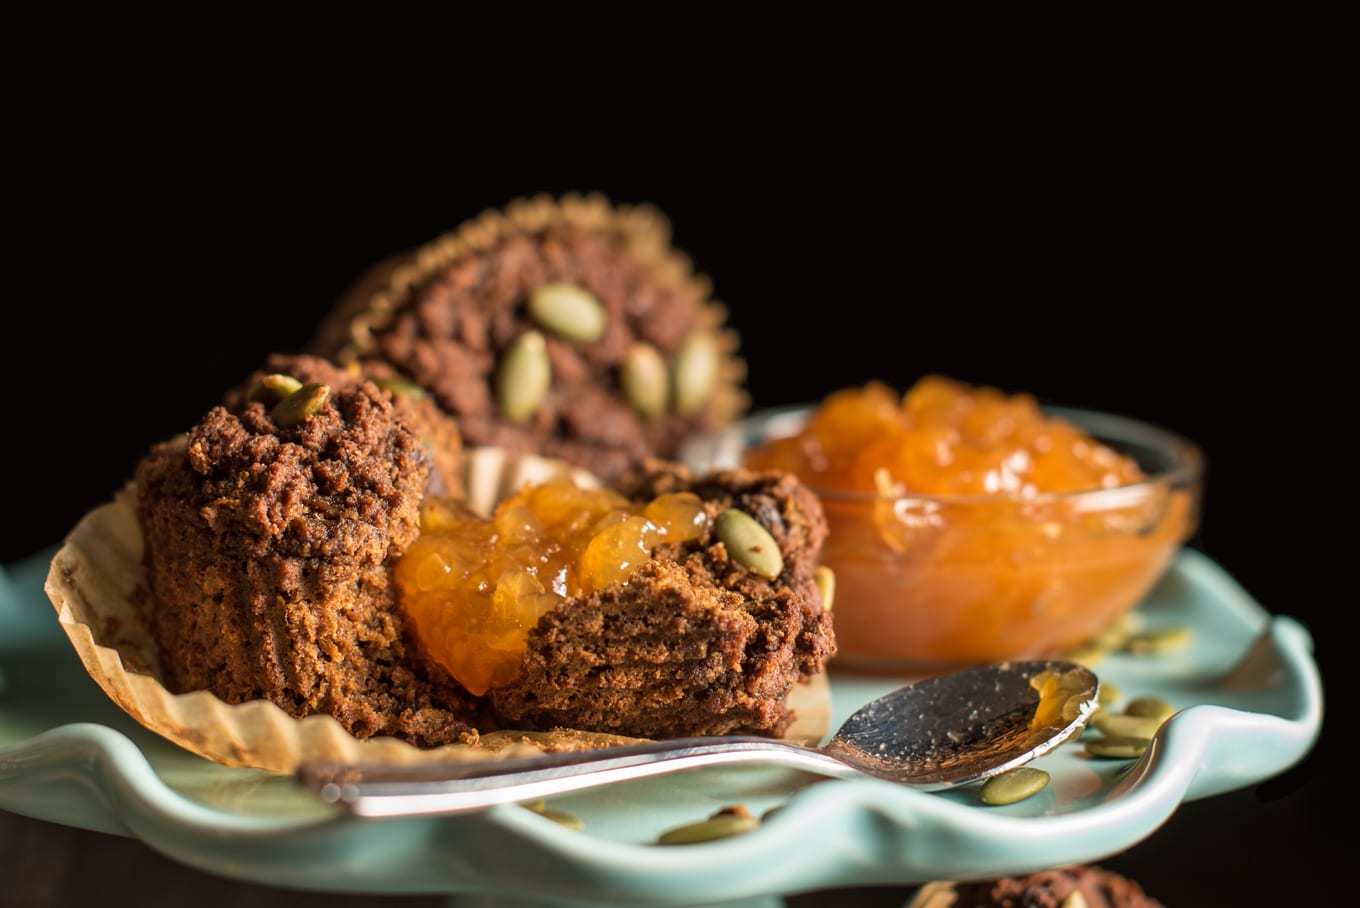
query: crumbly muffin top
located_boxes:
[225,351,465,499]
[151,378,431,565]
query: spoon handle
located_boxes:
[298,738,858,818]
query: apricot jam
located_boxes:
[743,376,1199,669]
[394,476,709,695]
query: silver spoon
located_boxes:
[297,659,1098,818]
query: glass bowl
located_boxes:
[682,403,1204,674]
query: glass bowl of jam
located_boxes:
[683,376,1204,673]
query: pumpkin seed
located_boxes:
[1097,682,1121,707]
[1091,713,1164,740]
[527,283,607,342]
[496,331,552,423]
[620,342,669,419]
[657,808,759,845]
[1124,695,1175,720]
[246,373,303,407]
[673,331,719,415]
[271,382,330,428]
[1085,734,1151,759]
[1061,893,1090,908]
[715,509,783,579]
[520,800,584,831]
[813,565,836,611]
[978,766,1050,805]
[1123,625,1192,655]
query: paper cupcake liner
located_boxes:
[43,450,829,774]
[308,191,749,427]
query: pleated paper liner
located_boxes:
[307,191,749,428]
[43,450,830,775]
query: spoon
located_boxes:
[297,659,1099,818]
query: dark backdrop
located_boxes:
[3,109,1342,903]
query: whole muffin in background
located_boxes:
[134,362,483,747]
[308,192,749,483]
[908,864,1165,907]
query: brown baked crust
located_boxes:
[307,192,749,482]
[489,460,835,738]
[224,352,466,500]
[135,376,482,746]
[912,865,1165,908]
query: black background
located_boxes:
[2,67,1344,904]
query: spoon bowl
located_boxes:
[297,660,1099,818]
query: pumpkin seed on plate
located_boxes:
[978,766,1051,805]
[1097,681,1121,707]
[1123,625,1192,655]
[657,805,759,845]
[520,799,584,831]
[1085,734,1151,759]
[1090,713,1164,740]
[1124,695,1175,720]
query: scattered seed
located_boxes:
[1097,682,1121,707]
[496,331,552,423]
[1085,735,1151,759]
[536,808,585,831]
[715,509,783,579]
[271,382,330,428]
[1123,625,1192,655]
[246,373,303,407]
[657,805,759,845]
[527,283,607,342]
[979,766,1051,805]
[519,799,584,831]
[1060,892,1090,908]
[1124,695,1175,720]
[1091,713,1164,740]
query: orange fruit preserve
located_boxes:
[743,376,1199,669]
[394,476,709,695]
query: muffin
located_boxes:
[430,459,838,739]
[907,864,1166,907]
[49,196,837,771]
[134,358,483,746]
[308,192,749,483]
